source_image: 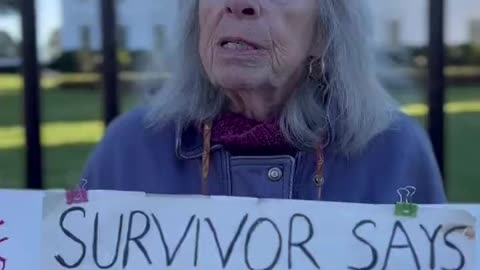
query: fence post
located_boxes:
[20,0,43,189]
[100,0,119,125]
[428,0,446,186]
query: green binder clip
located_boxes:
[395,186,418,218]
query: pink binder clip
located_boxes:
[66,179,89,205]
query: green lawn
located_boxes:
[0,74,479,202]
[0,75,140,188]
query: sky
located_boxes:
[0,0,480,48]
[0,0,61,44]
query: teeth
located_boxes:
[222,41,255,50]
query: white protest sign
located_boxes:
[454,205,480,269]
[429,204,480,269]
[42,191,477,270]
[0,190,44,270]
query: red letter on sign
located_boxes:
[0,220,8,270]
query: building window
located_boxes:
[117,25,128,49]
[154,25,166,50]
[81,26,91,51]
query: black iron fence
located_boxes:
[21,0,42,189]
[18,0,447,190]
[428,0,446,180]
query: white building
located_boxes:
[61,0,178,52]
[369,0,480,46]
[60,0,480,53]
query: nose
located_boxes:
[225,0,260,18]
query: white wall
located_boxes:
[471,20,480,44]
[61,0,100,51]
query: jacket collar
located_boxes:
[175,123,223,160]
[174,116,334,160]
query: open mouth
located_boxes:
[219,38,260,51]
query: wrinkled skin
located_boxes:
[198,0,319,120]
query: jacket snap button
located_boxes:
[268,167,283,182]
[314,175,325,187]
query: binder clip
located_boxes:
[463,227,476,240]
[395,186,418,218]
[66,179,89,205]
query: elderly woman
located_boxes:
[83,0,446,203]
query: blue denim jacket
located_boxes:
[82,107,446,204]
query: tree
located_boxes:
[471,45,480,64]
[0,30,18,57]
[0,0,19,13]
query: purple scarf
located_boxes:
[210,112,295,156]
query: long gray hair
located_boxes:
[147,0,397,156]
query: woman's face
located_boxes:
[198,0,318,92]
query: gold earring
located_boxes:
[308,56,326,81]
